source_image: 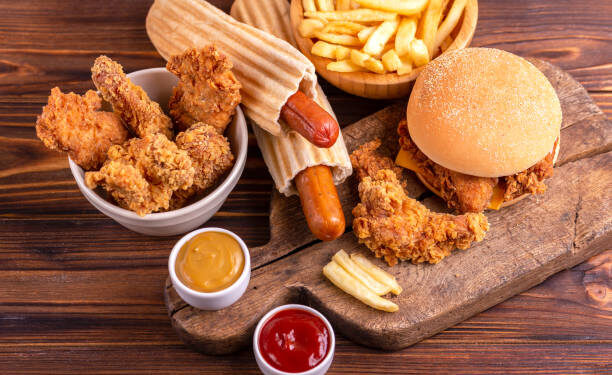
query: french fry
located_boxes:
[418,0,444,57]
[409,38,430,66]
[336,0,352,11]
[354,0,428,16]
[350,253,403,295]
[314,31,362,46]
[395,17,417,56]
[364,58,386,73]
[327,59,366,72]
[333,250,391,295]
[322,21,367,35]
[397,54,413,75]
[434,0,467,52]
[299,18,325,38]
[363,16,399,56]
[350,49,370,66]
[302,0,317,13]
[304,9,398,22]
[311,40,338,59]
[335,45,352,60]
[316,0,334,11]
[440,35,453,52]
[382,49,402,72]
[323,261,399,312]
[357,26,376,43]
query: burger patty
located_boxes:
[397,119,555,213]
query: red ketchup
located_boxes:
[258,308,330,373]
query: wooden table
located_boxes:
[1,0,610,373]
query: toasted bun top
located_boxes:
[407,48,562,177]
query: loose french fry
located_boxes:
[357,26,376,43]
[336,0,352,11]
[440,35,453,52]
[333,250,391,295]
[323,261,399,312]
[327,59,366,72]
[363,16,399,56]
[354,0,428,16]
[382,49,402,72]
[335,45,352,60]
[351,253,403,295]
[314,31,362,46]
[304,9,398,22]
[299,18,325,38]
[434,0,467,52]
[409,38,429,66]
[397,54,413,75]
[316,0,334,11]
[395,17,417,56]
[303,0,317,13]
[418,0,444,57]
[322,21,367,35]
[311,40,338,58]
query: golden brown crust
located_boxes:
[349,139,405,185]
[35,87,129,170]
[85,134,194,216]
[352,169,489,266]
[171,122,235,206]
[167,46,242,133]
[92,55,173,139]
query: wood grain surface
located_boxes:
[1,0,611,374]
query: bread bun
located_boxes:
[406,48,562,178]
[416,136,560,210]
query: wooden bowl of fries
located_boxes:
[290,0,478,99]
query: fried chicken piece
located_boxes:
[85,134,194,216]
[352,169,489,266]
[92,55,173,139]
[171,123,235,205]
[398,119,497,213]
[35,87,129,170]
[501,139,556,201]
[350,139,405,185]
[167,45,242,133]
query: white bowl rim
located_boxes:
[253,303,336,375]
[69,67,248,222]
[168,227,251,298]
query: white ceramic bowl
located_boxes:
[69,67,248,236]
[168,227,251,310]
[253,304,335,375]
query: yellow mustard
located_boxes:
[175,232,244,293]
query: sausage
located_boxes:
[280,91,340,148]
[295,165,345,241]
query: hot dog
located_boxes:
[280,91,339,148]
[295,165,345,241]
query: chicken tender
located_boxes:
[352,169,489,266]
[167,45,241,133]
[85,133,194,216]
[35,87,128,170]
[92,55,173,139]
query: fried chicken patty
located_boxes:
[397,119,555,213]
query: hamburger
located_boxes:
[396,47,561,213]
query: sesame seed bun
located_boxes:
[406,48,562,178]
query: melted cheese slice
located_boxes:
[396,149,504,210]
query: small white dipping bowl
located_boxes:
[69,67,248,236]
[168,227,251,310]
[253,304,335,375]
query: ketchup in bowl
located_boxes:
[258,308,331,373]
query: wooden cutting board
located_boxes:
[164,59,611,354]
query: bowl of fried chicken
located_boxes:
[36,46,247,236]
